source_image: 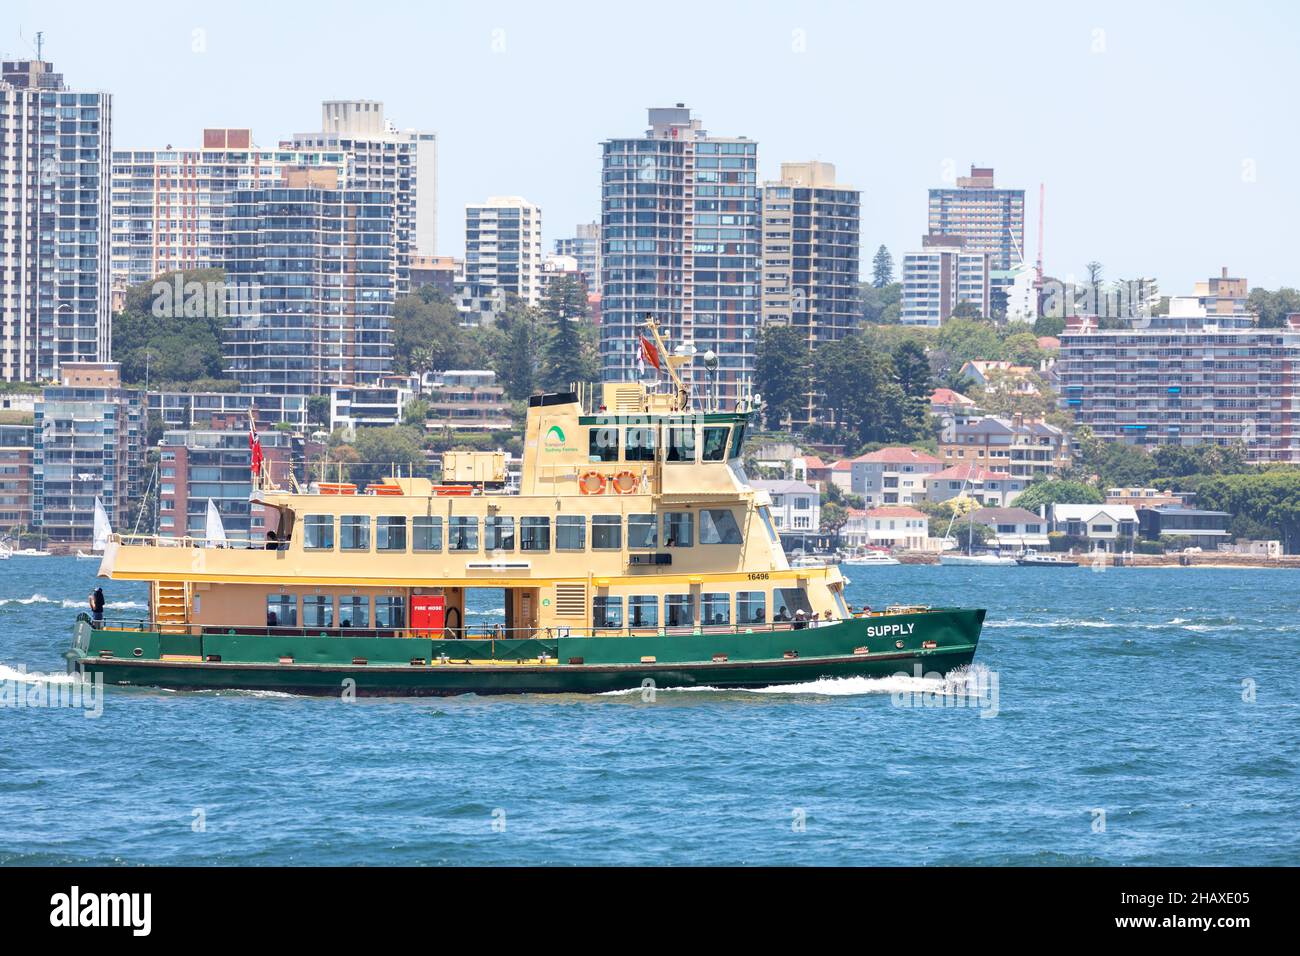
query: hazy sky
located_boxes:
[10,0,1299,293]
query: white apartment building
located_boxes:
[849,447,944,506]
[901,235,990,326]
[465,196,543,307]
[751,479,821,532]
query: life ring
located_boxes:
[578,471,607,495]
[611,471,639,494]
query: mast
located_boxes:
[643,313,691,411]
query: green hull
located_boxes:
[68,608,984,697]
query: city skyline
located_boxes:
[7,0,1299,295]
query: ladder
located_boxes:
[154,581,189,634]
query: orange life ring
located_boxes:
[611,471,639,494]
[578,471,607,495]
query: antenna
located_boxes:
[1035,182,1045,287]
[35,31,44,63]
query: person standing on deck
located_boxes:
[89,587,105,624]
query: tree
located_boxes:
[112,268,228,387]
[307,395,330,427]
[538,275,598,393]
[811,334,914,447]
[871,245,894,288]
[350,426,427,486]
[859,282,901,324]
[951,300,983,320]
[390,286,480,375]
[489,302,541,400]
[1033,313,1066,338]
[820,501,849,538]
[754,325,810,430]
[1014,479,1104,512]
[1246,287,1300,328]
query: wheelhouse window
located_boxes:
[666,426,696,462]
[700,508,743,544]
[377,516,407,551]
[627,513,658,549]
[339,596,369,628]
[593,595,623,628]
[701,593,731,627]
[556,515,585,551]
[665,593,694,629]
[413,515,442,552]
[702,426,730,462]
[737,591,766,625]
[589,426,619,462]
[520,516,550,551]
[449,516,478,551]
[266,594,296,628]
[757,506,779,543]
[303,595,333,629]
[485,515,515,551]
[375,596,405,629]
[628,595,659,628]
[664,511,693,547]
[340,515,370,551]
[774,587,812,622]
[624,426,656,462]
[303,515,334,550]
[729,422,747,459]
[592,514,622,550]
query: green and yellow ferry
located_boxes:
[68,334,984,696]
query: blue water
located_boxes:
[1,557,1297,865]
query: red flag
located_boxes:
[249,420,264,478]
[638,334,661,371]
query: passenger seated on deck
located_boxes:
[753,608,765,625]
[792,609,808,630]
[265,530,278,551]
[267,611,278,628]
[774,605,790,623]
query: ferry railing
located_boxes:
[110,532,288,551]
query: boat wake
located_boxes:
[0,663,77,685]
[598,665,989,698]
[0,594,144,610]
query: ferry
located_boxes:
[67,323,985,696]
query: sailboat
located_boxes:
[76,497,112,559]
[937,472,1016,567]
[205,498,228,548]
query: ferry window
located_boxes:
[266,594,297,628]
[666,426,696,462]
[303,595,334,629]
[449,516,479,551]
[665,594,694,629]
[702,426,730,462]
[589,426,619,462]
[592,515,622,550]
[413,515,442,552]
[627,513,658,548]
[375,596,405,630]
[774,587,812,622]
[485,515,516,551]
[377,516,407,551]
[628,595,659,628]
[556,515,586,551]
[520,516,550,551]
[700,508,743,544]
[340,515,371,551]
[339,596,369,628]
[701,593,731,627]
[303,515,334,550]
[664,511,693,547]
[830,587,849,621]
[757,506,779,543]
[624,426,656,462]
[737,591,766,625]
[729,422,747,459]
[593,595,623,628]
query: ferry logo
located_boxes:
[50,886,151,936]
[545,425,566,445]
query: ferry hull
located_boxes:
[68,609,984,697]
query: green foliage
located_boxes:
[1151,442,1249,480]
[859,282,901,324]
[402,398,431,427]
[307,395,330,427]
[1247,287,1300,328]
[1135,540,1164,555]
[754,325,810,429]
[871,246,894,288]
[490,303,540,400]
[348,426,427,486]
[820,501,849,535]
[810,332,924,447]
[1033,314,1066,338]
[538,275,598,393]
[112,269,227,386]
[1014,479,1104,511]
[391,286,489,376]
[1194,469,1300,551]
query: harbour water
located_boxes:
[1,557,1296,865]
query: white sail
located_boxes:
[92,497,111,552]
[205,498,228,548]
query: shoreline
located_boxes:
[891,552,1297,569]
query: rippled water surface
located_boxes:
[1,557,1297,865]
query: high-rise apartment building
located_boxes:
[1,59,111,382]
[601,106,760,407]
[760,161,860,344]
[158,428,295,540]
[927,165,1024,306]
[464,197,543,306]
[554,222,601,295]
[33,362,141,542]
[110,128,346,287]
[900,235,990,326]
[221,172,395,396]
[292,100,438,293]
[1059,273,1300,463]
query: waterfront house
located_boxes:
[1049,503,1139,552]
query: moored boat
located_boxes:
[67,320,985,696]
[842,550,901,567]
[938,552,1017,567]
[1015,549,1079,568]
